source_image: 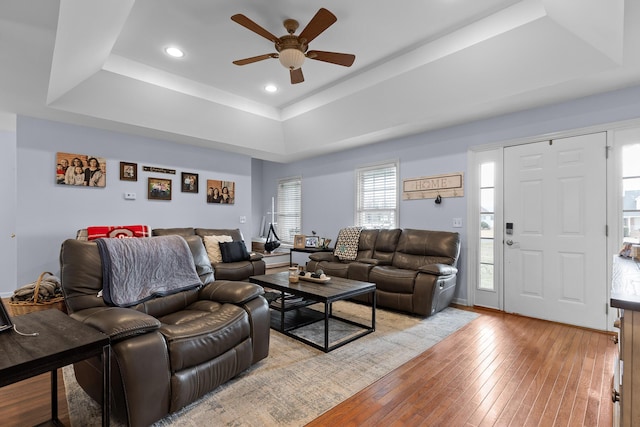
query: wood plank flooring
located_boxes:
[306,307,617,427]
[0,305,616,427]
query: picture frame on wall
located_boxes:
[148,177,172,200]
[56,152,107,187]
[120,162,137,181]
[293,235,306,249]
[206,179,235,204]
[181,172,198,193]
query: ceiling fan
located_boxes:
[231,8,355,84]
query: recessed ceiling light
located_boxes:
[264,84,278,93]
[164,47,184,58]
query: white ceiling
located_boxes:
[1,0,639,162]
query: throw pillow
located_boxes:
[333,226,363,261]
[203,235,233,263]
[219,241,250,263]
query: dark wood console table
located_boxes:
[289,247,333,266]
[0,309,110,426]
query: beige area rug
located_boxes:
[64,302,479,426]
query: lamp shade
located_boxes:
[278,48,305,70]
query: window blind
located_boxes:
[356,162,398,229]
[276,177,301,243]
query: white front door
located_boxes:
[503,133,607,330]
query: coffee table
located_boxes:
[0,309,110,426]
[250,272,375,352]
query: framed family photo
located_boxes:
[305,236,320,248]
[206,179,235,204]
[148,177,172,200]
[293,235,306,249]
[120,162,137,181]
[56,152,106,187]
[181,172,198,193]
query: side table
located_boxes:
[290,247,333,267]
[0,309,110,426]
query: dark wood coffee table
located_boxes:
[250,272,375,352]
[0,309,110,426]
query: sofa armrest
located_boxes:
[199,280,264,305]
[418,263,458,276]
[309,252,337,262]
[249,252,264,261]
[70,306,161,341]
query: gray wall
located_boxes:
[259,84,640,305]
[5,84,640,301]
[6,116,253,294]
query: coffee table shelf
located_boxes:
[251,272,376,352]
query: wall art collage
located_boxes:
[55,152,235,203]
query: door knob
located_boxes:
[506,239,514,246]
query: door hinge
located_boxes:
[606,145,611,159]
[606,303,609,315]
[606,225,609,237]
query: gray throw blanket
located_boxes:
[96,235,202,307]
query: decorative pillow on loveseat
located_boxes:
[203,235,233,263]
[219,241,250,263]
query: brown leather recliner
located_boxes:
[307,228,460,316]
[152,227,266,281]
[59,235,270,427]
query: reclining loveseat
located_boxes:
[306,228,460,316]
[152,227,265,281]
[60,234,270,427]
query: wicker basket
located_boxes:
[9,271,66,316]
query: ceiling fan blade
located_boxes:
[307,50,355,67]
[298,8,336,44]
[233,53,277,66]
[231,14,279,43]
[290,68,304,84]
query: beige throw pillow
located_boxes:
[203,235,233,263]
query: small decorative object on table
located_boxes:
[288,266,299,283]
[298,268,330,283]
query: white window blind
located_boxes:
[356,162,398,228]
[276,177,301,243]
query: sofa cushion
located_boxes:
[203,235,233,263]
[158,301,250,372]
[152,227,196,237]
[219,241,250,263]
[369,266,418,294]
[195,228,244,242]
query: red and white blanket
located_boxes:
[86,225,150,241]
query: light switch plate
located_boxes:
[453,218,463,228]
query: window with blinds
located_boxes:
[276,176,301,243]
[356,162,398,229]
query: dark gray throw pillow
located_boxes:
[219,240,250,263]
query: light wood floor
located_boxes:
[0,306,617,427]
[307,307,617,427]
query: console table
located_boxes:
[0,309,110,426]
[290,247,332,266]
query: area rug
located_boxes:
[64,302,479,426]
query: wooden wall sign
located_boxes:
[402,172,464,200]
[142,166,176,174]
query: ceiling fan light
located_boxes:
[278,48,305,70]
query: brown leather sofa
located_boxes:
[306,229,460,316]
[152,227,265,281]
[59,235,270,427]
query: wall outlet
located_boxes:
[124,192,136,200]
[239,216,246,224]
[453,218,463,228]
